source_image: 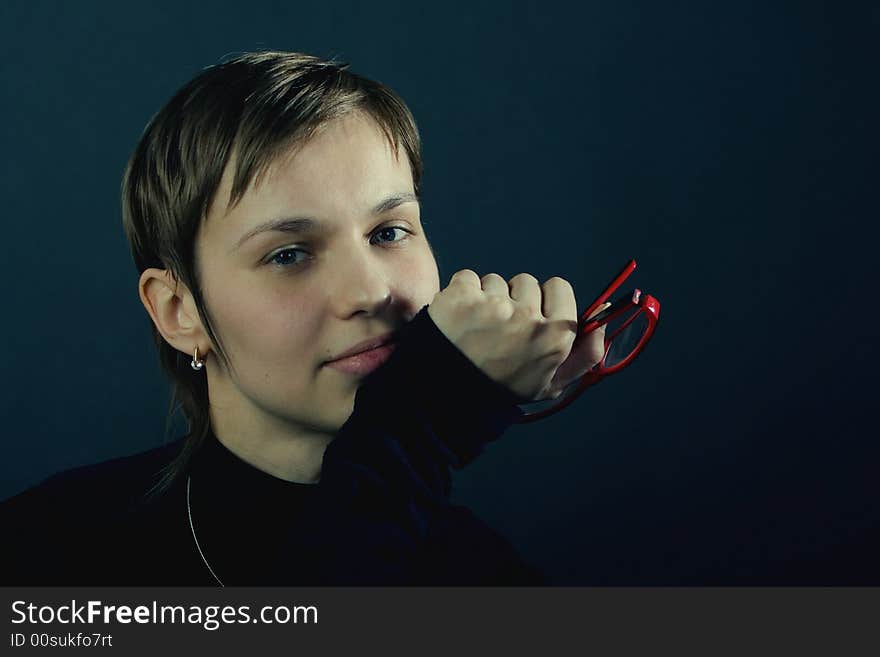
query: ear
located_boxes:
[138,268,211,360]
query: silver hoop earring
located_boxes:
[191,346,205,371]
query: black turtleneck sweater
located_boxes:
[0,306,548,586]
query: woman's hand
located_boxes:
[427,270,608,403]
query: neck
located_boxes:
[207,412,333,485]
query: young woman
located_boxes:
[0,51,606,585]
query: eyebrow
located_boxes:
[232,192,420,252]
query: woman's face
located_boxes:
[195,111,440,436]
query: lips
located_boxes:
[323,342,397,376]
[325,331,396,364]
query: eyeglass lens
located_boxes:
[603,306,650,368]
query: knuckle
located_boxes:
[451,268,478,282]
[483,299,511,322]
[539,330,572,359]
[510,272,539,286]
[447,270,480,296]
[486,293,508,306]
[511,302,538,320]
[544,276,573,292]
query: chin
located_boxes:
[322,394,357,432]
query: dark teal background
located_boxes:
[1,0,876,584]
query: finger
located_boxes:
[541,277,577,321]
[574,322,607,365]
[549,326,607,388]
[508,273,542,315]
[480,272,510,297]
[448,269,481,291]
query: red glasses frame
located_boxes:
[516,259,661,423]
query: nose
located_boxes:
[326,239,394,320]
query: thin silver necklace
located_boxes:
[186,474,225,587]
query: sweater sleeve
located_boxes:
[278,305,548,585]
[320,303,526,504]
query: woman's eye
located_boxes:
[267,227,410,270]
[267,248,309,268]
[371,226,410,245]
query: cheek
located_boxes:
[211,280,323,362]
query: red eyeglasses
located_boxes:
[516,259,661,423]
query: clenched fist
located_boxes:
[427,270,608,403]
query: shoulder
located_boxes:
[0,439,188,585]
[0,438,185,521]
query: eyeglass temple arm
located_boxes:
[578,259,637,329]
[579,288,642,333]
